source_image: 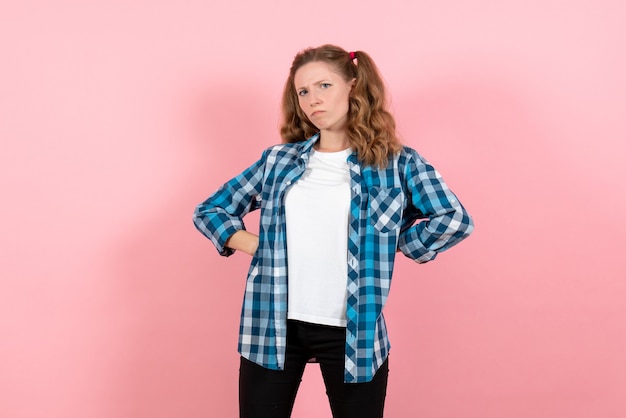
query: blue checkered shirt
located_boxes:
[193,133,473,383]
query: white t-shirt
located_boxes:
[284,148,351,327]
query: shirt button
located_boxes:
[348,257,358,269]
[286,181,291,185]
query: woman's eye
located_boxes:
[320,83,331,89]
[298,89,308,96]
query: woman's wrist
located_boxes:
[226,230,259,256]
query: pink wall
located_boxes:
[2,1,625,417]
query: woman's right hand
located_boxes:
[224,230,259,256]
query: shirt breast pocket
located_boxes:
[368,187,404,233]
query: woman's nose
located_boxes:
[309,93,321,106]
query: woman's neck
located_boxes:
[315,131,350,152]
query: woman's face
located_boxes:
[294,61,355,134]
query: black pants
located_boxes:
[239,320,388,418]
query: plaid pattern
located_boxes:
[193,133,473,383]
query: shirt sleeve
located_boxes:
[192,149,268,257]
[398,149,474,263]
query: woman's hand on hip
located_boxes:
[225,230,259,256]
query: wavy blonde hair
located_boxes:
[280,44,402,168]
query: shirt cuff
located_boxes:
[398,227,438,264]
[215,223,244,257]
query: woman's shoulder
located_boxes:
[260,142,302,162]
[396,145,428,166]
[262,136,316,160]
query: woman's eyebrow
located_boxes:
[296,79,331,90]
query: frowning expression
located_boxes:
[294,61,355,134]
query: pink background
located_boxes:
[1,1,625,417]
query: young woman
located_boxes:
[193,44,474,418]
